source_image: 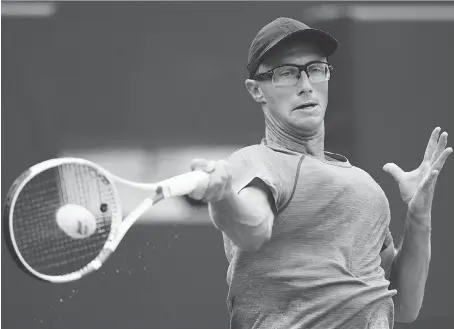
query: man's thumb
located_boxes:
[383,163,404,182]
[191,158,209,171]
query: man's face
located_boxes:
[248,40,329,137]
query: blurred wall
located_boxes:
[2,2,453,329]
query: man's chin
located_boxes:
[290,118,324,137]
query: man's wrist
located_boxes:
[406,210,432,233]
[209,188,237,208]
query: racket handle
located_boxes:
[160,170,210,198]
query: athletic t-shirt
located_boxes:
[222,139,397,329]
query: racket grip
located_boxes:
[160,170,210,198]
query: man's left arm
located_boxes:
[382,127,452,323]
[386,210,431,323]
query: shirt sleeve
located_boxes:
[380,227,397,279]
[227,145,282,213]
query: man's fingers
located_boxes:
[420,170,439,192]
[203,163,230,201]
[190,158,216,173]
[188,159,232,202]
[423,127,441,163]
[432,147,453,172]
[431,131,448,164]
[190,158,208,171]
[188,186,207,200]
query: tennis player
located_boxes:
[189,17,452,329]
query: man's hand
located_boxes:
[383,127,452,220]
[188,158,233,202]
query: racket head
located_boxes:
[4,158,123,283]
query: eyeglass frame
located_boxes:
[251,61,334,87]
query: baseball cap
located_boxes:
[247,17,338,78]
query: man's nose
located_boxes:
[296,71,313,95]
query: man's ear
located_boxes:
[245,79,265,104]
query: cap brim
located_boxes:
[289,28,338,56]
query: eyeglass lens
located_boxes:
[272,63,330,86]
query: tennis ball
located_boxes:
[56,204,97,239]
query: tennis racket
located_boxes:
[3,157,209,283]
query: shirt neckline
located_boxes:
[261,138,353,168]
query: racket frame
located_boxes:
[6,157,208,283]
[6,158,124,283]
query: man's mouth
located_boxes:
[294,102,318,110]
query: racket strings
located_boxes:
[11,163,118,276]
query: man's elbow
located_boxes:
[395,313,419,323]
[394,307,420,323]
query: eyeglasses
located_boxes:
[253,61,333,87]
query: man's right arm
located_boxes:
[208,178,275,252]
[188,158,276,252]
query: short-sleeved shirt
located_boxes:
[222,140,397,329]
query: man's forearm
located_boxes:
[208,190,272,251]
[389,213,431,322]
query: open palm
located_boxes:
[383,127,452,219]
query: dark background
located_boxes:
[2,2,453,328]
